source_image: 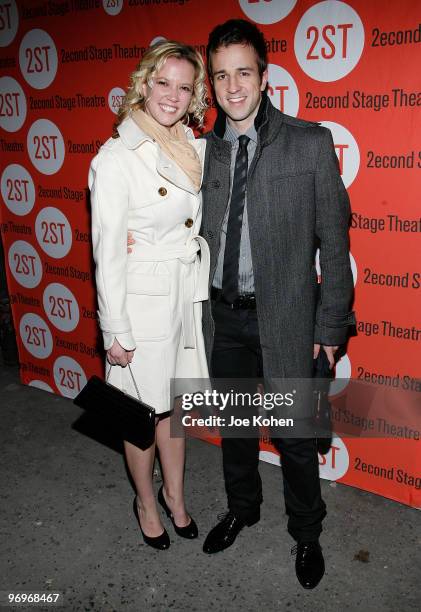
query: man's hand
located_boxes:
[107,338,134,366]
[313,343,339,369]
[127,231,135,254]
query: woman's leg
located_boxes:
[124,438,165,537]
[156,413,190,527]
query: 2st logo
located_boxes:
[19,29,58,89]
[35,207,72,258]
[108,87,126,115]
[294,1,364,82]
[306,23,353,61]
[43,282,80,332]
[319,120,360,188]
[239,0,297,25]
[1,164,35,216]
[27,119,65,175]
[318,435,349,480]
[28,380,54,393]
[19,313,53,359]
[8,240,42,288]
[103,0,123,16]
[0,76,26,132]
[0,0,19,47]
[267,64,299,117]
[54,356,87,398]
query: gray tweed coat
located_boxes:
[200,95,355,378]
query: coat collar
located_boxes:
[117,116,205,196]
[117,115,197,149]
[157,139,206,196]
[117,116,151,149]
[212,92,284,149]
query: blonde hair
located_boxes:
[113,40,207,135]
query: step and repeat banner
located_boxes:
[0,0,420,507]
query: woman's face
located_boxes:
[142,57,195,129]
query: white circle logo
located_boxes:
[267,64,299,117]
[19,29,58,89]
[27,119,65,175]
[8,240,42,288]
[0,0,18,47]
[43,283,80,332]
[329,353,352,396]
[0,76,27,132]
[1,164,35,216]
[35,207,72,259]
[108,86,125,115]
[319,121,360,188]
[19,313,53,359]
[318,434,349,480]
[28,379,54,393]
[150,36,166,47]
[259,449,280,466]
[239,0,297,24]
[315,249,357,287]
[53,356,87,398]
[294,1,364,82]
[102,0,123,16]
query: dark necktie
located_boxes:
[221,134,250,303]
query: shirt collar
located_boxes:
[224,120,257,145]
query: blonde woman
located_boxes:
[89,41,209,550]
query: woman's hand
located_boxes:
[107,338,135,366]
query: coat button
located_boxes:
[185,218,193,228]
[158,187,167,196]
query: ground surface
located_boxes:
[0,364,420,612]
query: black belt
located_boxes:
[211,287,256,310]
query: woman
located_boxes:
[89,41,209,550]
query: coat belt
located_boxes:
[128,236,210,348]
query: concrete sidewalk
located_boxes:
[0,363,419,612]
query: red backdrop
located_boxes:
[0,0,420,508]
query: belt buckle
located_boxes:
[239,294,255,309]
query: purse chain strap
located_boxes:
[106,362,149,409]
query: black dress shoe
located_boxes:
[132,497,170,550]
[157,486,198,539]
[203,510,259,554]
[293,540,325,589]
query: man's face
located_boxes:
[210,43,268,133]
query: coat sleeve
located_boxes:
[314,128,356,346]
[89,146,136,351]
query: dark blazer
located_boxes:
[200,95,355,378]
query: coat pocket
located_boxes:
[126,273,171,341]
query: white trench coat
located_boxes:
[89,117,210,413]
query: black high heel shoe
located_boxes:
[132,497,170,550]
[157,486,198,539]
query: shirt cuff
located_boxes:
[102,331,136,351]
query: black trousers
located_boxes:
[211,300,326,543]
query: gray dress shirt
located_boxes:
[212,122,256,294]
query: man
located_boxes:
[200,19,355,589]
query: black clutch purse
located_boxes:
[73,364,155,450]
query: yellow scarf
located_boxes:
[132,109,202,193]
